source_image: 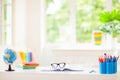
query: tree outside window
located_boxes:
[46,0,120,44]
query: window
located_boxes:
[0,0,12,45]
[46,0,70,43]
[43,0,120,48]
[76,0,105,43]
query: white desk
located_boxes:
[0,67,118,80]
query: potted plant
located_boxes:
[99,9,120,48]
[99,9,120,38]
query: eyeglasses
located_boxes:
[51,62,66,70]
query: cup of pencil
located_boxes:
[99,53,119,74]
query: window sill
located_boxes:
[46,43,120,51]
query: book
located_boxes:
[22,62,39,67]
[16,65,36,69]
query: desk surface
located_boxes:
[0,67,118,80]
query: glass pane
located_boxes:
[76,0,106,43]
[4,0,7,43]
[113,0,120,43]
[46,0,70,43]
[4,0,12,45]
[113,0,120,9]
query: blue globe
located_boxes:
[3,48,17,71]
[3,49,17,64]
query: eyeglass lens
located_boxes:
[51,62,66,70]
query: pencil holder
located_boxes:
[112,62,117,73]
[99,62,106,74]
[106,62,113,74]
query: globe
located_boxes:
[3,48,17,71]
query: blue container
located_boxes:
[112,62,117,73]
[99,62,106,74]
[106,62,113,74]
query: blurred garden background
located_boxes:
[46,0,120,44]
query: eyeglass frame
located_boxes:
[51,62,66,70]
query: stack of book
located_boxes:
[18,51,39,69]
[19,62,39,69]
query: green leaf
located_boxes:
[99,9,120,23]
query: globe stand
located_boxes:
[6,64,15,71]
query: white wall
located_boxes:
[25,0,41,62]
[40,48,120,67]
[12,0,26,49]
[12,0,41,64]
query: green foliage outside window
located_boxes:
[46,0,120,43]
[76,0,105,43]
[46,0,70,43]
[4,0,7,43]
[113,0,120,42]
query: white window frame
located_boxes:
[40,0,119,50]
